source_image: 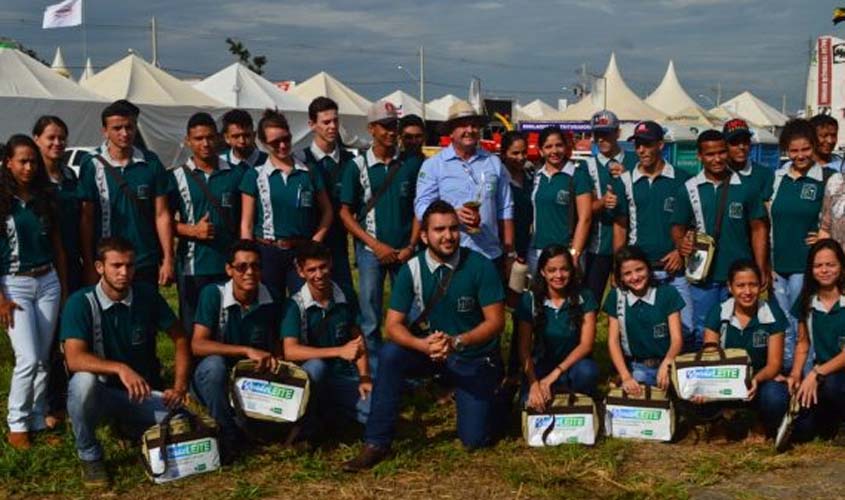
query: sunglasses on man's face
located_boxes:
[232,262,261,274]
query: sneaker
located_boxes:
[342,444,390,472]
[81,460,109,488]
[7,431,31,450]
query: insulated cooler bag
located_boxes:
[229,359,310,423]
[604,385,674,441]
[671,343,752,401]
[522,392,598,446]
[141,406,220,484]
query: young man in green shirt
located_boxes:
[296,97,356,290]
[723,119,774,201]
[339,101,421,359]
[171,112,246,335]
[398,114,426,159]
[671,130,768,350]
[344,200,505,472]
[190,239,281,459]
[79,100,175,287]
[61,237,190,487]
[220,109,268,169]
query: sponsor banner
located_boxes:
[605,405,673,442]
[148,437,220,484]
[819,37,833,107]
[234,376,305,422]
[675,365,749,400]
[525,413,596,446]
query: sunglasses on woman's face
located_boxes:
[265,135,292,149]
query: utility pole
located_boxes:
[782,94,787,115]
[419,46,425,122]
[151,17,158,66]
[716,82,722,106]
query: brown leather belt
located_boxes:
[13,264,53,278]
[257,237,309,250]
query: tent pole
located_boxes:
[151,17,158,66]
[419,46,425,122]
[81,0,88,63]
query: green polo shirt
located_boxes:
[0,198,54,275]
[220,147,268,170]
[705,298,786,371]
[194,280,280,350]
[239,158,325,240]
[170,158,246,276]
[52,165,81,273]
[299,144,356,253]
[734,161,775,202]
[340,148,422,249]
[612,162,690,265]
[78,145,172,271]
[671,172,766,283]
[602,284,685,360]
[60,282,178,388]
[515,289,597,365]
[510,170,534,259]
[769,165,825,275]
[586,150,638,256]
[281,282,361,380]
[389,248,504,358]
[792,295,845,365]
[531,161,593,250]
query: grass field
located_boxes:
[1,286,843,499]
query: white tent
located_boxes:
[426,94,462,121]
[78,57,95,83]
[714,91,788,128]
[645,61,703,116]
[559,53,664,122]
[194,62,310,145]
[0,48,105,148]
[515,99,564,121]
[663,106,719,130]
[287,71,370,146]
[50,47,70,79]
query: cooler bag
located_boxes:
[671,343,752,401]
[229,359,310,423]
[141,406,220,484]
[685,232,717,284]
[604,385,674,441]
[522,392,598,446]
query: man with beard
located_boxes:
[220,109,268,169]
[61,237,190,487]
[398,114,426,159]
[343,200,505,471]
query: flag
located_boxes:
[834,7,845,25]
[43,0,82,29]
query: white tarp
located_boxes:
[288,71,370,147]
[645,61,704,116]
[515,99,565,121]
[715,91,788,128]
[426,94,462,121]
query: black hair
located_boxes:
[221,109,254,134]
[32,115,68,138]
[101,100,140,126]
[727,259,762,284]
[296,240,332,267]
[256,109,290,143]
[696,129,725,152]
[399,114,425,133]
[810,113,839,131]
[421,200,457,230]
[226,239,261,265]
[500,130,526,156]
[308,96,339,122]
[0,135,57,234]
[779,118,819,152]
[612,245,656,292]
[95,236,135,262]
[186,112,217,134]
[530,245,583,337]
[797,239,845,321]
[538,126,569,150]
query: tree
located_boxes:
[0,37,48,65]
[226,38,267,75]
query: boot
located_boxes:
[7,431,31,450]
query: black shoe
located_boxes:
[342,444,390,472]
[81,460,109,488]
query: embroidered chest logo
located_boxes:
[663,196,675,213]
[555,190,570,205]
[131,325,145,346]
[220,192,233,208]
[728,202,743,219]
[334,321,349,343]
[838,336,845,350]
[400,181,411,197]
[456,296,476,313]
[800,184,818,201]
[299,189,313,208]
[653,323,668,339]
[136,184,150,200]
[752,329,768,348]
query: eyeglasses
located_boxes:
[231,262,261,274]
[264,136,292,148]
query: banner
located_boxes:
[42,0,82,29]
[806,35,845,148]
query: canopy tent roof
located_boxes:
[380,90,447,120]
[426,94,463,120]
[559,53,664,122]
[51,47,70,79]
[515,99,564,121]
[663,105,719,129]
[194,62,308,111]
[645,60,703,116]
[0,47,105,101]
[81,54,223,107]
[714,91,788,128]
[78,57,95,83]
[288,71,371,115]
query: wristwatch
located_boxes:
[506,251,518,259]
[452,335,466,352]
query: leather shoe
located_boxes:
[342,444,390,472]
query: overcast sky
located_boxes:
[2,0,842,112]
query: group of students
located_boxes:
[3,92,845,486]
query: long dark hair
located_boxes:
[0,135,57,234]
[797,239,845,321]
[613,245,656,292]
[530,245,583,335]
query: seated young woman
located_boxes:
[515,245,599,412]
[605,246,684,395]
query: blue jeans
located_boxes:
[355,241,402,361]
[753,380,790,436]
[630,362,659,387]
[258,244,303,297]
[364,342,503,449]
[773,273,804,372]
[793,372,845,441]
[689,281,730,352]
[67,372,170,462]
[2,270,62,432]
[521,358,600,404]
[301,359,370,429]
[654,270,694,350]
[190,355,238,441]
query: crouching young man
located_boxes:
[190,239,281,459]
[61,237,190,487]
[344,200,505,472]
[281,242,371,438]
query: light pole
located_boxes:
[396,46,426,121]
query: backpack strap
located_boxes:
[216,284,228,342]
[616,289,632,357]
[83,290,109,384]
[619,172,638,245]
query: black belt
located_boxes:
[12,264,53,278]
[628,357,662,368]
